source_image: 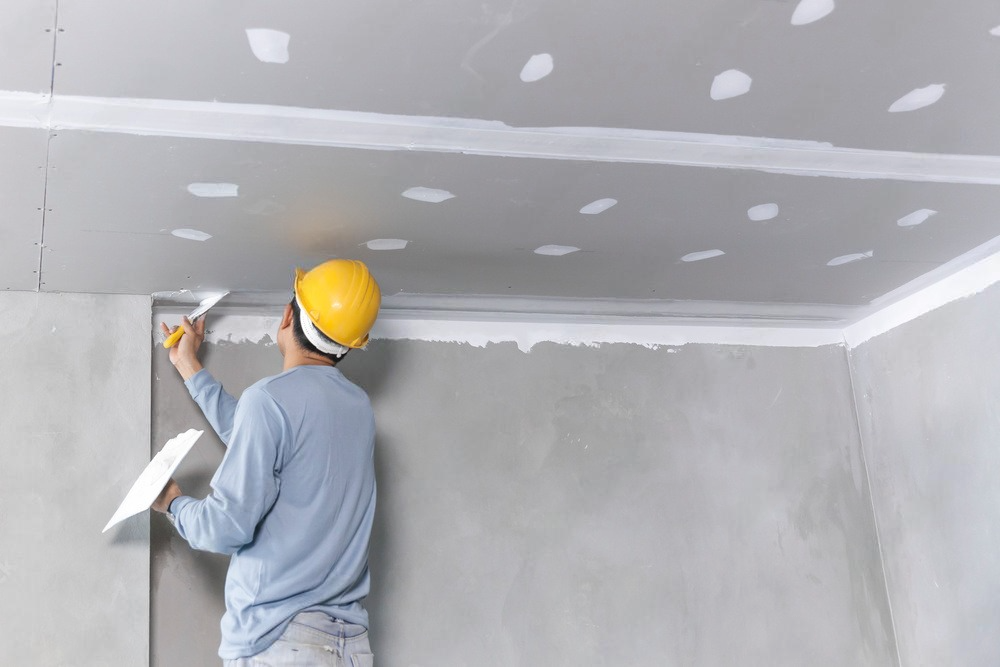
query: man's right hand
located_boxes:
[160,316,206,381]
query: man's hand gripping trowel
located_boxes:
[162,292,229,348]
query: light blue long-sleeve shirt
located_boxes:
[170,366,376,660]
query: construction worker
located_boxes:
[153,259,381,666]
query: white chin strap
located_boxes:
[295,295,349,357]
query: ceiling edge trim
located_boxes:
[150,239,1000,352]
[843,234,1000,348]
[5,90,1000,184]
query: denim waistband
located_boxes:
[290,611,367,639]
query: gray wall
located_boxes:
[849,282,1000,667]
[152,326,897,666]
[0,292,151,667]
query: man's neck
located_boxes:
[282,350,335,372]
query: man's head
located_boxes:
[278,259,381,366]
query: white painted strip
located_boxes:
[371,316,843,352]
[843,235,1000,348]
[4,90,1000,184]
[154,313,280,346]
[155,307,843,351]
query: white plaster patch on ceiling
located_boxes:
[681,249,726,262]
[535,245,579,256]
[990,25,1000,36]
[187,182,239,198]
[520,53,554,83]
[791,0,836,26]
[171,228,212,242]
[401,186,455,203]
[710,70,752,101]
[579,198,618,215]
[827,250,874,266]
[245,28,291,64]
[888,84,946,113]
[364,238,409,250]
[897,208,937,227]
[747,203,779,221]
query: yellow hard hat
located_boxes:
[293,259,381,350]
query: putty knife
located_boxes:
[162,291,229,348]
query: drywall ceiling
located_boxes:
[2,0,999,324]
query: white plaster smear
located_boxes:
[897,208,937,227]
[155,313,280,346]
[520,53,554,82]
[372,316,842,352]
[580,198,617,215]
[747,203,779,221]
[171,228,212,241]
[246,28,290,64]
[6,91,1000,185]
[889,84,945,113]
[535,245,579,256]
[365,238,408,250]
[711,70,752,101]
[991,25,1000,37]
[402,186,454,203]
[828,250,873,266]
[792,0,835,26]
[682,249,725,262]
[187,182,239,198]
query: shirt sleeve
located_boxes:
[184,369,239,445]
[171,385,288,555]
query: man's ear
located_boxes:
[280,303,294,330]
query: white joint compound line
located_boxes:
[5,90,1000,184]
[370,317,845,352]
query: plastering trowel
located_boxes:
[103,428,203,533]
[162,291,229,348]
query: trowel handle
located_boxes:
[163,326,185,349]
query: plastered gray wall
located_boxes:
[0,292,151,667]
[152,328,896,666]
[849,282,1000,667]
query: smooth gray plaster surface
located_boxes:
[850,282,1000,667]
[152,324,896,666]
[0,292,151,667]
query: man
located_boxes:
[153,259,381,667]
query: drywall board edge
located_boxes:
[843,234,1000,348]
[4,91,1000,184]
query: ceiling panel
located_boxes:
[54,0,1000,154]
[0,127,48,291]
[39,130,1000,305]
[0,1,56,93]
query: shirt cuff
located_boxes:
[167,495,196,534]
[183,368,216,398]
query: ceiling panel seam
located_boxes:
[2,91,1000,185]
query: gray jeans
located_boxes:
[224,612,374,667]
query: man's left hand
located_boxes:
[152,478,183,514]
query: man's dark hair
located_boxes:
[290,299,346,365]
